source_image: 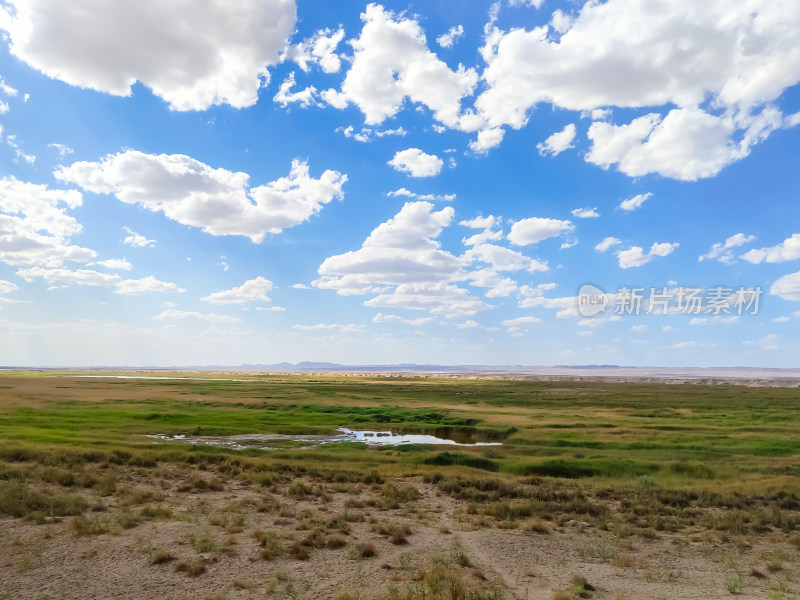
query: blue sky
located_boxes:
[1,0,799,367]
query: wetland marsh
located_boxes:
[1,372,799,599]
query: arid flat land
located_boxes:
[1,373,799,600]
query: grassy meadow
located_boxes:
[1,373,799,599]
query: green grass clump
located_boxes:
[0,481,88,518]
[423,452,499,472]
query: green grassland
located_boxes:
[1,373,800,535]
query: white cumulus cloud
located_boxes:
[273,72,318,108]
[56,150,347,243]
[616,242,678,269]
[594,237,621,253]
[571,207,599,218]
[467,0,800,177]
[122,227,156,248]
[314,201,488,318]
[282,26,345,74]
[322,4,478,128]
[741,234,800,264]
[202,277,274,305]
[537,123,576,156]
[699,233,756,263]
[507,217,574,246]
[771,271,800,301]
[114,276,184,295]
[0,176,95,267]
[618,192,652,211]
[387,148,443,178]
[437,25,464,49]
[0,0,296,111]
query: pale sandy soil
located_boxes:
[1,477,797,600]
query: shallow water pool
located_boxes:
[147,427,501,450]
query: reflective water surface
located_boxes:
[147,427,502,450]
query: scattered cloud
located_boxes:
[273,72,318,108]
[468,1,800,177]
[468,127,505,154]
[0,280,19,296]
[57,151,347,243]
[48,143,74,157]
[387,188,455,202]
[114,276,185,295]
[461,243,547,273]
[122,227,156,248]
[616,242,678,269]
[741,234,800,264]
[537,123,576,156]
[16,267,183,295]
[507,217,574,246]
[387,148,443,177]
[770,270,800,301]
[742,334,781,351]
[202,277,273,305]
[594,237,621,253]
[699,233,756,263]
[340,125,408,142]
[437,25,464,49]
[460,215,503,246]
[314,201,488,318]
[292,322,365,334]
[321,4,478,128]
[282,26,345,74]
[17,267,120,287]
[586,108,783,180]
[5,134,35,164]
[154,309,240,323]
[0,176,95,267]
[90,258,132,271]
[571,207,599,219]
[689,315,740,325]
[501,315,542,330]
[618,193,651,212]
[508,0,545,8]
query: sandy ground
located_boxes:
[1,477,796,600]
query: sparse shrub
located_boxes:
[141,504,172,520]
[355,542,377,558]
[374,522,412,545]
[289,481,313,496]
[189,531,218,553]
[451,547,470,567]
[571,575,595,598]
[326,534,348,549]
[151,549,175,565]
[175,560,206,577]
[726,573,743,594]
[288,541,310,560]
[526,518,550,534]
[254,530,283,560]
[381,481,420,505]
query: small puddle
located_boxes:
[146,428,502,450]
